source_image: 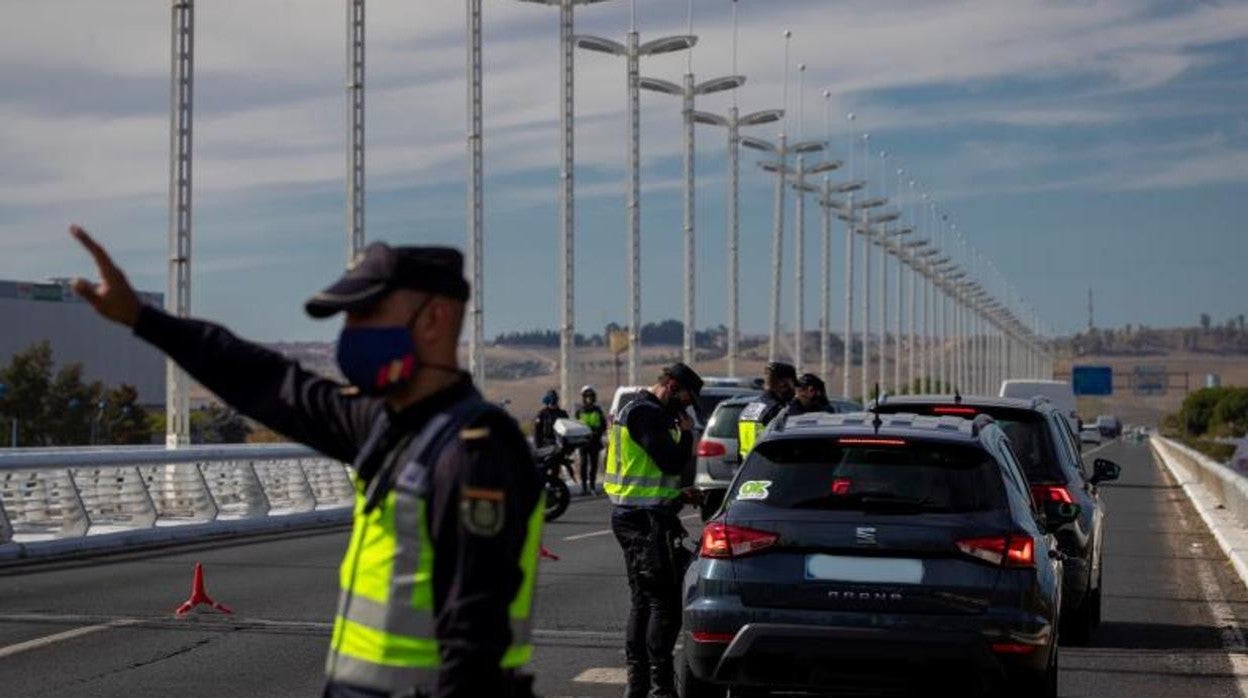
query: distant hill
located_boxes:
[1057,315,1248,357]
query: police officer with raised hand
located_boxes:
[736,361,797,458]
[604,363,704,698]
[69,226,543,698]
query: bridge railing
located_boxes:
[0,444,353,550]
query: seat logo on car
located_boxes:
[855,527,878,546]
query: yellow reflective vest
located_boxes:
[325,400,544,694]
[737,394,784,459]
[604,401,683,507]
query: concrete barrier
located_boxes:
[1151,435,1248,589]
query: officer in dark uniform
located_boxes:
[604,363,704,698]
[736,361,797,458]
[772,372,832,424]
[69,227,542,698]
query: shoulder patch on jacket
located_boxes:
[460,486,506,537]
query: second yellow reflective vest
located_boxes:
[604,400,683,507]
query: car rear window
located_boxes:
[731,438,1006,513]
[706,403,747,439]
[698,394,733,420]
[875,405,1061,482]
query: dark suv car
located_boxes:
[870,395,1121,644]
[683,411,1070,697]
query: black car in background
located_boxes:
[683,411,1071,697]
[871,395,1121,643]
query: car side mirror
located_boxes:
[1090,458,1121,485]
[700,487,728,523]
[1043,501,1081,529]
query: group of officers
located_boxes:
[67,229,830,698]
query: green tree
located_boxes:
[1211,388,1248,438]
[99,384,152,445]
[1200,313,1211,332]
[1178,387,1231,436]
[0,342,54,446]
[44,364,103,446]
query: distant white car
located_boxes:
[1079,427,1103,446]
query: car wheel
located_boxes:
[1002,642,1058,698]
[680,659,727,698]
[1090,567,1104,627]
[1062,581,1098,646]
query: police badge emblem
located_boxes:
[460,486,505,537]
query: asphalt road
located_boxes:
[1,439,1246,697]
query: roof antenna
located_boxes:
[954,388,962,405]
[871,383,882,434]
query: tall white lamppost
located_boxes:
[166,0,194,446]
[575,0,695,384]
[640,0,743,367]
[690,0,782,377]
[515,0,614,404]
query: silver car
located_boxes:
[694,395,756,486]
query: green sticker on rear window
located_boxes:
[737,480,772,500]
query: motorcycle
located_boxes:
[534,418,594,522]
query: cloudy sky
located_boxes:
[2,0,1246,342]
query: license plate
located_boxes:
[804,555,924,584]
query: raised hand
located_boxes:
[69,225,142,327]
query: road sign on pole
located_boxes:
[1132,365,1167,396]
[1072,365,1113,396]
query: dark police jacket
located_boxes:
[132,306,540,698]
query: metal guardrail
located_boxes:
[0,444,354,550]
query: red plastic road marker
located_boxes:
[540,546,560,561]
[174,562,234,617]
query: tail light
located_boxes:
[991,642,1039,655]
[956,535,1035,568]
[1030,484,1073,505]
[697,440,727,458]
[931,406,977,416]
[700,522,779,559]
[837,437,907,446]
[691,631,737,644]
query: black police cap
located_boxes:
[765,361,797,381]
[305,242,471,319]
[665,362,704,398]
[798,373,826,390]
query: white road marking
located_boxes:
[0,619,138,660]
[572,667,628,684]
[1153,448,1248,697]
[562,511,700,541]
[1081,441,1114,457]
[563,528,612,542]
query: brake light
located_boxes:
[830,478,852,495]
[1030,484,1073,505]
[700,522,779,559]
[697,440,727,458]
[931,406,977,416]
[691,631,737,644]
[837,437,907,446]
[991,642,1039,655]
[956,535,1035,568]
